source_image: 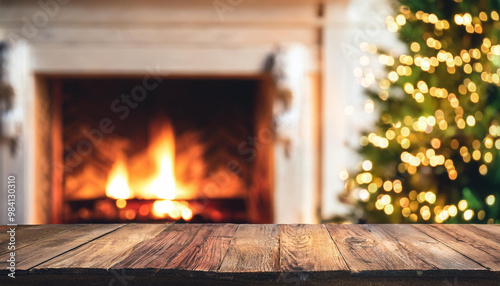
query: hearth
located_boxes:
[47,76,273,223]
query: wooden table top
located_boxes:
[0,224,498,285]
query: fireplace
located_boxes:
[45,76,274,223]
[0,0,322,225]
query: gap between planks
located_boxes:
[25,224,126,273]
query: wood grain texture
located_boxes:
[0,225,98,255]
[177,224,238,271]
[112,224,218,271]
[0,224,123,273]
[413,224,500,271]
[0,225,75,254]
[466,224,500,243]
[372,225,487,272]
[149,224,237,272]
[33,224,169,274]
[327,224,417,273]
[1,223,499,284]
[328,224,490,275]
[280,224,348,272]
[218,224,279,273]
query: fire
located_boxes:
[106,158,132,199]
[152,199,175,216]
[152,199,193,220]
[145,122,177,200]
[104,120,193,221]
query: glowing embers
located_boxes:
[106,157,132,200]
[152,200,193,220]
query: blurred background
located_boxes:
[0,0,498,225]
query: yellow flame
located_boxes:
[106,158,132,199]
[104,120,195,221]
[145,122,177,200]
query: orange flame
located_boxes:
[106,158,132,199]
[105,120,194,221]
[144,122,177,200]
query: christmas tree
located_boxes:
[345,0,500,223]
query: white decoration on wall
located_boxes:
[0,41,24,146]
[268,43,307,157]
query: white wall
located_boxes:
[321,0,405,220]
[0,40,34,224]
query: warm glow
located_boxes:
[104,119,195,221]
[458,199,468,211]
[359,189,370,202]
[152,199,175,217]
[463,209,474,220]
[486,195,495,206]
[182,208,193,220]
[106,158,132,199]
[116,199,127,209]
[145,122,177,200]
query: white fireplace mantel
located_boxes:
[0,0,325,224]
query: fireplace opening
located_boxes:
[46,76,273,224]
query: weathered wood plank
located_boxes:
[1,223,499,284]
[327,224,417,273]
[0,225,24,248]
[152,224,235,271]
[0,226,38,250]
[0,224,123,273]
[413,224,500,271]
[467,224,500,243]
[32,224,169,274]
[0,225,85,255]
[177,224,238,271]
[373,225,487,272]
[218,224,279,273]
[328,224,490,275]
[280,224,348,272]
[112,224,214,272]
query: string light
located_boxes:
[348,3,500,224]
